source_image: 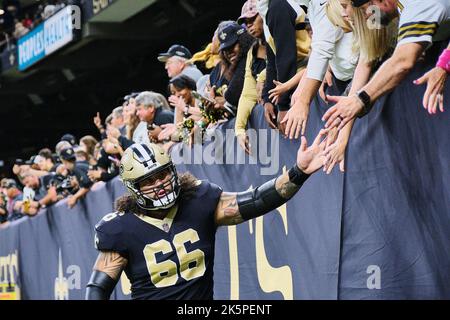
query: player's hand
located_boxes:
[263,102,277,129]
[414,66,447,114]
[322,95,363,130]
[296,129,327,175]
[281,102,309,139]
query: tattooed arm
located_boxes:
[215,130,327,226]
[214,174,303,226]
[214,192,243,226]
[85,251,128,300]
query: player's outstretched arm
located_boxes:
[85,251,128,300]
[215,130,327,226]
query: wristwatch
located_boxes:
[355,89,372,118]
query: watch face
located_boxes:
[357,90,371,106]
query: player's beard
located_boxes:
[115,172,199,213]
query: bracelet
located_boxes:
[436,49,450,73]
[288,164,310,186]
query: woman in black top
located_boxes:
[208,22,256,118]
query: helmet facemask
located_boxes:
[126,163,180,211]
[120,143,180,212]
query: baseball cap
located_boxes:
[158,45,192,62]
[61,133,77,146]
[237,0,258,25]
[351,0,370,7]
[4,179,18,189]
[59,147,76,161]
[218,23,246,51]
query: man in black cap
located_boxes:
[158,44,203,82]
[59,147,93,209]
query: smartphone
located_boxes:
[192,91,215,105]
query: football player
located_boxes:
[86,130,327,300]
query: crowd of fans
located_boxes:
[1,0,448,228]
[0,0,71,52]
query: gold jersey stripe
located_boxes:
[398,28,436,41]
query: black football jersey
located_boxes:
[95,180,223,300]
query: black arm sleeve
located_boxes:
[237,165,310,221]
[85,270,118,300]
[237,178,284,221]
[266,0,298,111]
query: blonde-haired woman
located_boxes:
[322,0,398,174]
[80,135,99,166]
